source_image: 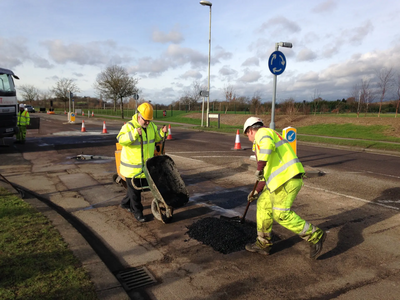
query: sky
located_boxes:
[2,0,400,105]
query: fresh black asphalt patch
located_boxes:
[186,217,257,254]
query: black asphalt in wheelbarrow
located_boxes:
[144,155,189,222]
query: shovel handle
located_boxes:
[240,180,259,224]
[161,125,166,155]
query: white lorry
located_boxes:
[0,67,20,138]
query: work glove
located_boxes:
[247,190,259,203]
[255,170,264,181]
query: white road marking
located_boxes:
[305,184,399,211]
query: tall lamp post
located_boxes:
[200,0,212,127]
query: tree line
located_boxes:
[18,65,400,118]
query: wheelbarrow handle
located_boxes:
[132,134,148,190]
[161,126,167,155]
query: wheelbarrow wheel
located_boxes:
[112,173,127,189]
[112,173,119,184]
[151,199,173,223]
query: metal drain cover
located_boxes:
[115,266,157,291]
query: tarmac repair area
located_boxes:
[1,115,400,299]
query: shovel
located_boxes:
[220,180,259,224]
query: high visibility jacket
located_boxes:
[116,114,167,178]
[18,110,30,126]
[254,127,304,192]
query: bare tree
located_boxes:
[19,84,39,104]
[376,68,394,117]
[51,78,80,110]
[224,85,236,114]
[360,79,374,117]
[395,73,400,118]
[311,88,321,115]
[39,90,53,110]
[94,65,139,119]
[182,81,204,111]
[249,92,262,114]
[351,83,361,117]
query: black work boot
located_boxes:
[310,231,327,259]
[245,239,271,255]
[134,212,147,223]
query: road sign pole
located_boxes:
[268,42,292,130]
[201,97,205,127]
[270,74,277,130]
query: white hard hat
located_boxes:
[19,104,24,108]
[243,117,263,133]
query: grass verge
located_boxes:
[0,187,97,300]
[298,135,400,152]
[298,123,400,143]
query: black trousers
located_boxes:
[121,177,148,214]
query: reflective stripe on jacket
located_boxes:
[116,114,166,178]
[255,127,304,192]
[18,110,30,126]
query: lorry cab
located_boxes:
[0,67,19,138]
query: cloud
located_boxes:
[296,48,318,62]
[0,37,53,69]
[179,70,202,80]
[238,69,261,83]
[312,0,337,13]
[284,44,400,100]
[42,39,133,66]
[152,27,184,44]
[128,57,170,75]
[346,20,374,46]
[213,46,232,63]
[165,44,206,68]
[257,16,301,35]
[242,57,259,67]
[219,65,238,81]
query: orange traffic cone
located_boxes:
[102,121,108,134]
[82,111,84,116]
[232,129,243,150]
[64,110,66,114]
[91,111,94,117]
[81,120,86,132]
[167,124,172,140]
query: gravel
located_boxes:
[186,217,257,254]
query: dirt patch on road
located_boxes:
[184,113,400,138]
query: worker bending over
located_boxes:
[117,103,167,222]
[244,117,326,259]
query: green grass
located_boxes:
[298,123,400,143]
[0,188,97,300]
[298,135,400,152]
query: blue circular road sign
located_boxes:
[268,50,287,75]
[286,130,296,142]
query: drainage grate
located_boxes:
[115,266,157,291]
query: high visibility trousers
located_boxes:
[256,178,324,245]
[16,125,27,141]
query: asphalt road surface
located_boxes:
[1,113,399,300]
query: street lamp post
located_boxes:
[270,42,292,130]
[200,0,212,127]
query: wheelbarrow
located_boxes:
[113,128,166,189]
[132,134,189,223]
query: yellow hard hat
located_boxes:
[137,103,153,120]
